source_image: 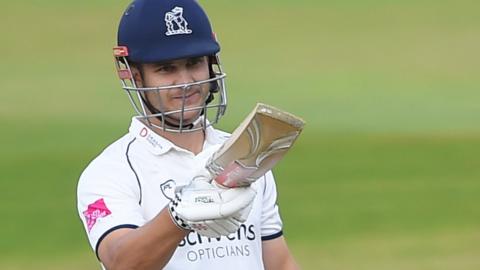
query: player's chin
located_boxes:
[166,108,204,126]
[164,93,208,125]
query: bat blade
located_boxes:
[206,103,305,188]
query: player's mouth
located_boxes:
[172,89,203,106]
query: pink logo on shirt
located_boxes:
[83,198,112,232]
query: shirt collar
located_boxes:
[129,117,174,156]
[203,122,226,149]
[128,117,227,156]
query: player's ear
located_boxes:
[130,63,144,87]
[208,56,219,93]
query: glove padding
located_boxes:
[168,175,256,238]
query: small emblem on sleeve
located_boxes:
[83,198,112,232]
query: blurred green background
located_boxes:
[1,0,479,269]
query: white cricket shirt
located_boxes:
[77,118,284,269]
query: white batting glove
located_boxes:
[167,175,256,238]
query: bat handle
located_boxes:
[212,179,232,189]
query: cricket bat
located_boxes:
[206,103,305,188]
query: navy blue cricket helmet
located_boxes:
[113,0,227,133]
[118,0,220,63]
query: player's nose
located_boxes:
[174,67,195,86]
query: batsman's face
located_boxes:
[134,56,211,125]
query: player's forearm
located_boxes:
[262,236,300,270]
[276,256,300,270]
[100,208,188,270]
[264,251,300,270]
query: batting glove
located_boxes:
[168,175,256,238]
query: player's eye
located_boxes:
[187,57,205,67]
[156,64,175,73]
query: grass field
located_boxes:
[1,0,479,269]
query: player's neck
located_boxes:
[156,128,205,155]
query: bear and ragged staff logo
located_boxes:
[165,6,193,36]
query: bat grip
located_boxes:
[212,179,232,189]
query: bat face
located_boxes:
[206,103,305,188]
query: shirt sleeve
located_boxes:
[260,171,284,240]
[77,158,146,253]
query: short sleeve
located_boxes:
[260,171,283,240]
[77,158,146,253]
